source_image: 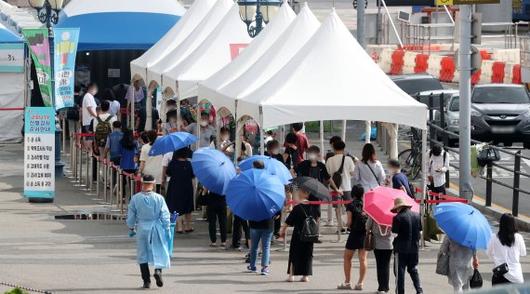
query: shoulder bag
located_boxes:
[331,155,346,189]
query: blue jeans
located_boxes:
[249,228,273,269]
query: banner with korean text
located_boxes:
[22,29,52,107]
[24,107,55,199]
[53,28,79,110]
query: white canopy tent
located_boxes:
[237,11,427,131]
[161,4,251,98]
[130,0,216,83]
[198,1,296,111]
[201,3,319,117]
[147,0,232,88]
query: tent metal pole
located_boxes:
[259,106,265,155]
[365,121,371,144]
[319,120,324,156]
[341,120,347,142]
[145,85,153,131]
[196,99,201,150]
[234,101,241,164]
[421,128,427,248]
[130,87,135,131]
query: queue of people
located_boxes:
[74,87,526,292]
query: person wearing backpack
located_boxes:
[94,100,116,160]
[428,144,449,195]
[279,186,320,283]
[326,140,355,232]
[338,185,368,290]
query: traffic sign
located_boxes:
[435,0,499,5]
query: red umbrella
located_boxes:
[363,186,420,226]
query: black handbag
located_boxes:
[477,146,501,166]
[492,263,509,277]
[469,269,483,289]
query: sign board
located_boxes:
[53,28,80,110]
[23,107,55,200]
[435,0,499,5]
[108,68,120,78]
[0,43,24,73]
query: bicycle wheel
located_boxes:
[398,149,414,178]
[410,151,422,181]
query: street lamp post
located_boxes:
[29,0,65,179]
[237,0,282,38]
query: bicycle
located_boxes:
[398,128,423,180]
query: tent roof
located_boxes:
[148,0,232,87]
[0,1,42,32]
[57,0,185,51]
[238,11,427,130]
[162,4,251,98]
[0,22,22,43]
[198,1,296,112]
[130,0,216,82]
[202,3,319,116]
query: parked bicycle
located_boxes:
[398,128,423,180]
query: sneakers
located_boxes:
[377,291,389,294]
[260,266,270,276]
[337,282,352,290]
[247,265,257,273]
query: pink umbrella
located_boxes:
[363,186,420,226]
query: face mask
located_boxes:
[272,148,280,155]
[221,135,229,141]
[200,120,208,127]
[308,153,318,161]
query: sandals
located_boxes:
[285,276,295,282]
[300,276,310,282]
[354,284,364,290]
[209,243,217,247]
[337,282,352,290]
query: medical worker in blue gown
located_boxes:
[127,174,171,289]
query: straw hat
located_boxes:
[391,197,412,213]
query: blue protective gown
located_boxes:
[126,191,171,269]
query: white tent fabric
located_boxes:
[0,1,42,31]
[130,0,216,82]
[148,0,233,88]
[198,2,296,111]
[0,73,24,142]
[237,10,427,130]
[202,3,319,116]
[162,4,251,98]
[61,0,186,16]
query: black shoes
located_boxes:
[154,269,164,287]
[140,263,151,289]
[142,281,151,289]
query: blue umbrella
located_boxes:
[149,132,197,156]
[191,148,236,195]
[238,155,292,185]
[434,203,492,250]
[225,169,285,221]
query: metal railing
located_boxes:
[63,132,140,219]
[424,93,530,217]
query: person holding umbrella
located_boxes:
[165,147,195,233]
[279,177,326,283]
[434,203,491,292]
[391,197,423,294]
[126,174,171,289]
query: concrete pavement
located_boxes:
[1,136,530,293]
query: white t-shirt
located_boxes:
[427,151,449,188]
[81,93,97,126]
[326,154,355,192]
[353,160,386,192]
[487,233,527,283]
[139,144,163,184]
[93,113,117,132]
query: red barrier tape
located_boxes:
[286,199,353,206]
[74,132,95,138]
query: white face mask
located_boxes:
[200,120,208,127]
[308,153,318,161]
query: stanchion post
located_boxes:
[512,151,521,217]
[485,162,492,207]
[96,158,101,198]
[103,161,108,203]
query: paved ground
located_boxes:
[1,129,530,294]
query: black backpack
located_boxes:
[299,205,319,243]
